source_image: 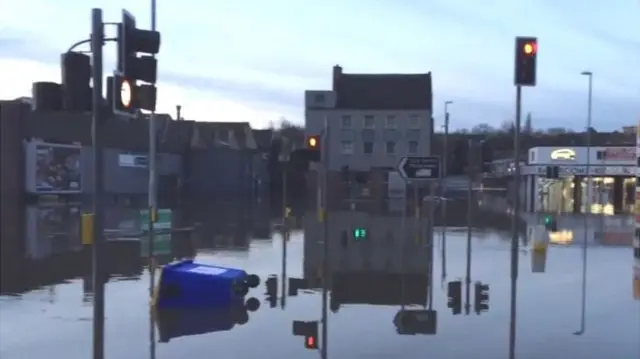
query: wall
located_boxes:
[185,147,255,202]
[23,142,183,195]
[305,110,432,171]
[1,101,27,285]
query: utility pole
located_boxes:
[90,8,105,359]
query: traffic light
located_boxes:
[306,135,321,162]
[514,36,538,87]
[545,166,560,179]
[353,227,367,241]
[473,282,490,315]
[115,9,161,114]
[447,280,462,315]
[265,275,277,308]
[292,320,318,350]
[112,73,136,116]
[544,215,558,232]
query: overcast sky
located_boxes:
[0,0,638,130]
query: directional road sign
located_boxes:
[397,156,441,181]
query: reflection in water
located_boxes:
[0,202,273,296]
[154,300,260,343]
[303,210,435,341]
[1,199,638,359]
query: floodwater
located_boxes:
[1,204,638,359]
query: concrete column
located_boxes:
[613,176,624,213]
[573,176,582,213]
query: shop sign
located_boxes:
[550,148,576,161]
[599,147,635,161]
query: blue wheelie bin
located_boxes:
[154,260,260,309]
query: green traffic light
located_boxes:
[544,216,552,225]
[353,228,367,240]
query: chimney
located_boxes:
[332,65,342,91]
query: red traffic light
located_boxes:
[305,335,317,349]
[307,136,319,149]
[523,42,537,55]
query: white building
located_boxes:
[304,65,433,173]
[519,146,636,214]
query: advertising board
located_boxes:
[25,142,82,194]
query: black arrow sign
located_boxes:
[397,156,441,180]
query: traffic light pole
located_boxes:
[147,0,158,272]
[508,85,522,359]
[320,119,330,359]
[465,140,474,315]
[90,8,106,359]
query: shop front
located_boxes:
[522,146,636,214]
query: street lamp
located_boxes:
[574,70,593,336]
[441,100,453,288]
[581,71,593,213]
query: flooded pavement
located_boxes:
[1,205,639,359]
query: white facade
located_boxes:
[515,147,636,214]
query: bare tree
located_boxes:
[471,123,495,134]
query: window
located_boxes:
[363,142,374,154]
[409,114,420,128]
[385,115,397,129]
[386,141,396,154]
[364,115,375,129]
[408,141,418,154]
[341,141,354,155]
[341,115,352,129]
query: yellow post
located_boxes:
[150,207,157,223]
[81,213,95,245]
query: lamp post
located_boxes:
[441,100,453,288]
[574,70,592,336]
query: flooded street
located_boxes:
[1,204,638,359]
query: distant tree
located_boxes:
[471,123,495,134]
[523,113,533,134]
[499,120,514,133]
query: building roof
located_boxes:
[333,66,432,111]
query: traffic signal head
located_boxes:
[118,10,161,83]
[514,36,538,87]
[353,228,367,240]
[544,215,558,232]
[305,335,318,349]
[474,282,490,314]
[306,135,321,162]
[112,73,135,116]
[447,280,462,315]
[292,320,318,350]
[265,276,277,308]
